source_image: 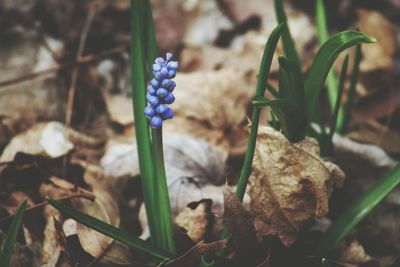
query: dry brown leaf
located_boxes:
[347,120,400,154]
[336,239,371,266]
[40,206,65,266]
[0,121,98,163]
[175,200,211,243]
[357,9,395,73]
[166,68,253,158]
[249,126,344,246]
[223,187,268,266]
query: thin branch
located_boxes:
[65,5,98,126]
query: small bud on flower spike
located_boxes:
[144,52,178,128]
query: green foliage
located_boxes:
[0,200,27,267]
[273,0,300,63]
[304,31,375,120]
[131,0,175,253]
[48,198,172,261]
[235,23,283,201]
[268,0,374,146]
[336,44,362,133]
[316,164,400,257]
[130,0,160,245]
[320,55,349,156]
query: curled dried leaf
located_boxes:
[249,126,344,246]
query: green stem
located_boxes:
[235,24,283,201]
[130,0,160,245]
[151,127,176,254]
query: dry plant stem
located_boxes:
[0,193,95,224]
[0,45,127,89]
[65,5,98,126]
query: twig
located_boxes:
[0,193,95,224]
[0,45,127,89]
[65,5,98,126]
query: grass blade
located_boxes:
[235,23,283,201]
[316,163,400,257]
[336,43,362,134]
[304,31,375,120]
[273,0,300,63]
[130,0,160,244]
[278,56,305,112]
[0,200,27,267]
[142,0,176,254]
[321,55,349,156]
[316,0,338,111]
[47,198,172,261]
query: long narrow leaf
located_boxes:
[48,198,172,261]
[316,163,400,257]
[336,43,362,133]
[304,31,375,120]
[142,0,176,254]
[278,56,305,112]
[273,0,300,63]
[316,0,338,110]
[130,0,160,244]
[321,54,349,156]
[235,24,283,201]
[0,200,27,267]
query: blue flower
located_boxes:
[144,52,178,128]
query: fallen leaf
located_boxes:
[249,126,344,246]
[223,187,267,266]
[101,133,226,214]
[175,200,211,243]
[357,9,395,73]
[0,121,99,163]
[346,120,400,154]
[168,68,253,158]
[336,239,371,266]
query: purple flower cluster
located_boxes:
[144,52,178,128]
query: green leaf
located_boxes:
[0,200,27,267]
[47,198,172,261]
[278,56,305,112]
[273,0,300,63]
[336,43,362,133]
[316,0,339,112]
[130,0,161,245]
[142,0,176,254]
[252,96,308,142]
[316,163,400,257]
[305,31,375,120]
[321,54,349,156]
[235,23,283,201]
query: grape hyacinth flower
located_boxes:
[144,52,178,128]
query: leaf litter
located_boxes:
[0,0,400,266]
